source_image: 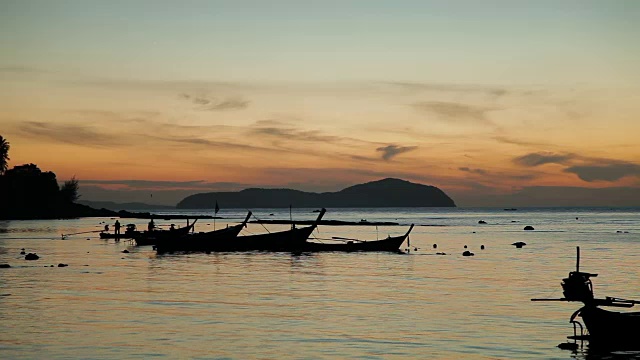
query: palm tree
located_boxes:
[0,135,9,175]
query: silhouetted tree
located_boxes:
[60,176,80,203]
[0,164,60,218]
[0,135,9,175]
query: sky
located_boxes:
[1,0,639,206]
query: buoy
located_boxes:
[464,245,468,249]
[433,244,437,249]
[481,245,485,250]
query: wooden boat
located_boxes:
[134,219,198,245]
[154,212,252,252]
[532,246,640,349]
[99,221,197,241]
[302,224,414,252]
[157,208,326,253]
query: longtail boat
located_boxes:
[154,212,252,252]
[99,221,197,242]
[532,246,640,349]
[302,224,414,252]
[134,220,198,245]
[157,209,326,253]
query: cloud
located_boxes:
[82,179,250,191]
[383,82,508,97]
[513,152,574,167]
[493,136,549,147]
[513,152,640,182]
[564,162,640,182]
[459,167,487,175]
[179,93,249,111]
[251,126,340,143]
[376,144,417,161]
[16,121,126,147]
[205,98,249,111]
[412,101,496,124]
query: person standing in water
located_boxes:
[148,219,155,232]
[114,220,121,236]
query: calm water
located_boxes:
[1,207,639,359]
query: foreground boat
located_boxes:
[532,246,640,349]
[154,212,252,252]
[156,208,326,253]
[302,224,414,252]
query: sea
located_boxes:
[1,207,639,359]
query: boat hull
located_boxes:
[154,224,245,252]
[303,224,413,253]
[579,305,640,349]
[303,234,408,252]
[156,225,317,253]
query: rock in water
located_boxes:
[57,263,68,267]
[462,250,475,256]
[512,242,526,248]
[122,249,129,253]
[524,225,534,230]
[0,264,11,268]
[25,253,39,260]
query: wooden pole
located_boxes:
[576,246,580,272]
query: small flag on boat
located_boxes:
[215,201,220,214]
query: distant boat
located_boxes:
[303,224,414,253]
[532,247,640,349]
[99,221,197,242]
[133,220,197,245]
[503,208,517,211]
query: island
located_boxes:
[177,178,456,209]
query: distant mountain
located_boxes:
[78,200,175,211]
[176,178,456,208]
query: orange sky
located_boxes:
[1,1,639,206]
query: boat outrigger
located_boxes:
[532,246,640,349]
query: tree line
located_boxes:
[0,135,84,219]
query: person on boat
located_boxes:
[148,219,155,232]
[170,224,175,231]
[104,224,109,232]
[114,220,121,235]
